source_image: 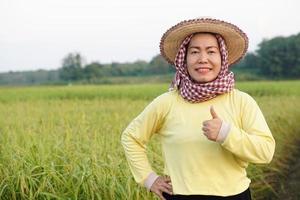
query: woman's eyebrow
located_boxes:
[188,46,219,50]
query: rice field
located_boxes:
[0,81,299,200]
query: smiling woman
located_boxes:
[186,33,222,83]
[121,17,275,200]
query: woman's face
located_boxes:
[186,33,222,83]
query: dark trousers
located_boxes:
[162,188,252,200]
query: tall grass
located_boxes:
[0,81,299,199]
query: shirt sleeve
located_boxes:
[121,93,170,186]
[220,93,276,164]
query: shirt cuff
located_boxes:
[216,121,231,143]
[144,172,159,191]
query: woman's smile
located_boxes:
[195,67,212,73]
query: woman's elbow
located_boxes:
[263,137,276,164]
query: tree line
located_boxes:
[0,32,299,85]
[58,54,174,82]
[233,32,300,79]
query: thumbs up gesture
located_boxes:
[202,106,222,141]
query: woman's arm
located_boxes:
[121,93,170,186]
[219,93,276,164]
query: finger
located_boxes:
[210,106,218,119]
[162,181,173,192]
[165,179,172,185]
[165,179,172,186]
[202,126,208,132]
[164,176,171,182]
[160,185,173,195]
[202,120,209,126]
[153,189,167,200]
[157,192,166,200]
[163,176,173,185]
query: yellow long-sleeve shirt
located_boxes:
[121,89,275,196]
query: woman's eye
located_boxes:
[208,51,215,54]
[191,51,198,54]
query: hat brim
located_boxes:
[160,18,248,66]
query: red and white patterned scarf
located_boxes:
[170,34,235,103]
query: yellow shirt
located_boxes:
[121,89,275,196]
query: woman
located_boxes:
[121,18,275,200]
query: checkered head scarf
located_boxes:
[170,33,235,103]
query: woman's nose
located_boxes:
[197,53,208,63]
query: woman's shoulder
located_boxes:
[143,90,178,115]
[231,89,258,105]
[232,89,251,97]
[153,89,179,104]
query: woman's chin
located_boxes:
[192,76,215,83]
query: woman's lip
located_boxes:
[195,68,212,73]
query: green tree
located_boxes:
[240,53,259,69]
[256,33,300,78]
[83,62,103,81]
[147,55,174,75]
[59,52,85,81]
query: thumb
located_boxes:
[210,106,219,119]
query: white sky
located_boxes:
[0,0,299,72]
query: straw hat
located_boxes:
[160,17,248,66]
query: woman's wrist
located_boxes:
[216,121,231,143]
[144,172,159,190]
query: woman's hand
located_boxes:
[150,176,173,200]
[202,106,222,141]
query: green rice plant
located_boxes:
[0,81,299,199]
